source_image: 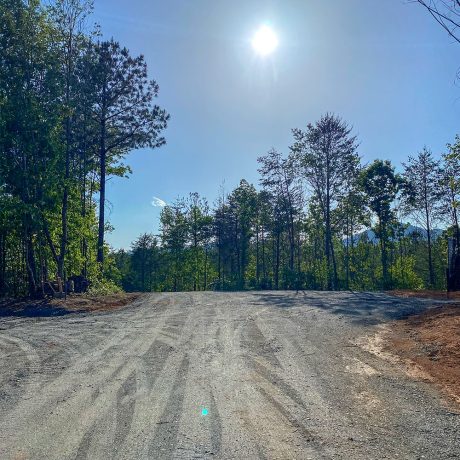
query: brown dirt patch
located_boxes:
[386,289,460,300]
[53,292,143,312]
[388,304,460,407]
[0,292,143,317]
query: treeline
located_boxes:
[0,0,168,297]
[113,115,460,292]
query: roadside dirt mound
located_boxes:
[388,304,460,406]
[55,292,143,312]
[0,292,142,317]
[386,289,460,300]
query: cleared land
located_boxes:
[388,304,460,404]
[0,291,459,459]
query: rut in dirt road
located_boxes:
[0,292,458,459]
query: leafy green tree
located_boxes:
[48,0,93,283]
[402,148,442,287]
[0,0,61,295]
[160,200,188,291]
[0,0,168,297]
[258,149,302,288]
[130,233,159,291]
[360,160,402,289]
[228,180,258,289]
[186,193,213,291]
[337,168,369,290]
[291,113,360,290]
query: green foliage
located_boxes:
[359,160,403,289]
[0,0,167,297]
[114,120,453,294]
[87,278,122,296]
[389,257,424,290]
[0,3,455,297]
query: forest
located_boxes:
[0,0,168,297]
[1,0,460,297]
[114,127,460,293]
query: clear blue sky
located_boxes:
[92,0,460,249]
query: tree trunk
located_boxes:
[331,238,338,289]
[261,227,266,287]
[275,229,280,290]
[256,223,260,287]
[0,230,6,295]
[25,228,37,297]
[97,113,107,267]
[204,246,208,291]
[379,220,389,289]
[345,214,350,290]
[325,208,332,290]
[58,139,70,282]
[424,203,435,287]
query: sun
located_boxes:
[251,25,279,56]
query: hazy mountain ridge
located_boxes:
[345,225,444,244]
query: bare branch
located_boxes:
[416,0,460,44]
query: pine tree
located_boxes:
[291,114,360,290]
[82,39,169,268]
[402,148,442,287]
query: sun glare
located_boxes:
[251,25,278,56]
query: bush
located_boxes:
[87,278,123,296]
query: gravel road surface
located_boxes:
[0,291,458,459]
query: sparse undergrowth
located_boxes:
[87,278,123,296]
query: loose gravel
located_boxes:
[0,291,458,459]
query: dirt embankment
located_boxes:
[0,292,142,317]
[386,292,460,407]
[387,289,460,300]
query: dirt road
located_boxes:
[0,292,458,459]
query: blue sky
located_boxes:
[92,0,460,249]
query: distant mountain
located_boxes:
[344,225,443,245]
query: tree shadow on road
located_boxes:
[250,291,437,326]
[0,299,84,318]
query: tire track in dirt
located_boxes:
[237,312,325,459]
[113,371,138,453]
[247,356,310,413]
[240,319,282,368]
[140,339,174,391]
[71,298,188,460]
[256,384,315,442]
[1,292,459,459]
[0,296,180,460]
[148,355,190,459]
[171,299,225,459]
[112,294,197,459]
[0,335,43,416]
[207,387,222,456]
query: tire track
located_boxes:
[1,292,459,459]
[208,387,222,456]
[148,355,190,459]
[140,339,174,391]
[0,296,178,460]
[246,356,310,413]
[240,320,281,368]
[0,335,42,415]
[113,371,138,453]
